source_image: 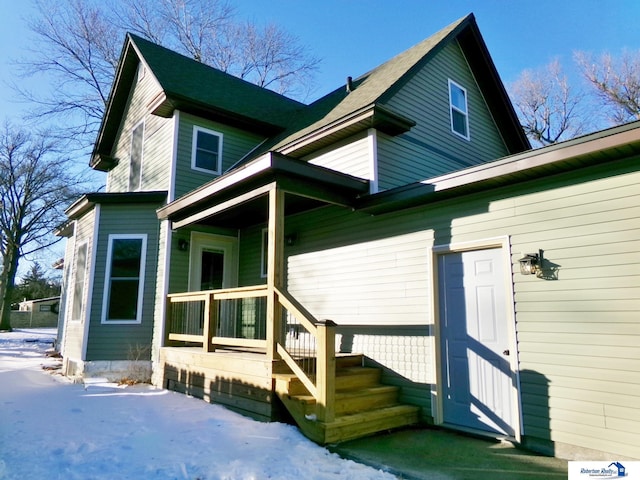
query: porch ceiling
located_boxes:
[159,152,369,229]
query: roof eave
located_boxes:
[65,191,168,220]
[277,104,415,158]
[358,121,640,215]
[158,152,369,222]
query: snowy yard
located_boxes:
[0,329,396,479]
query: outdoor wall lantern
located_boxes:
[178,239,189,251]
[519,249,544,275]
[285,233,298,246]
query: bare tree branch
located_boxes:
[575,49,640,125]
[0,122,85,331]
[509,59,589,146]
[13,0,319,151]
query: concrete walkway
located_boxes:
[331,427,568,480]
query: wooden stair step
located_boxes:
[335,367,381,389]
[323,404,420,444]
[288,384,400,416]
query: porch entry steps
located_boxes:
[274,354,420,444]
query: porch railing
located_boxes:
[166,285,269,351]
[165,284,337,422]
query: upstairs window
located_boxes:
[192,126,223,174]
[129,122,144,190]
[448,80,469,140]
[102,234,147,324]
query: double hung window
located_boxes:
[448,80,470,140]
[192,126,223,174]
[102,234,147,324]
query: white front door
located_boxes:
[188,232,238,292]
[438,248,517,437]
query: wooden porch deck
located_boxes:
[160,346,281,421]
[159,345,420,443]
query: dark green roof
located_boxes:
[129,34,304,128]
[92,14,528,171]
[256,14,529,159]
[91,34,304,170]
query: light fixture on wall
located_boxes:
[285,233,298,246]
[518,249,544,275]
[178,239,189,251]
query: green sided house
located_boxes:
[55,13,640,459]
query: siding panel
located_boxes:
[173,113,266,198]
[85,203,161,361]
[283,157,639,456]
[377,41,510,189]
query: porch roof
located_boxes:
[158,152,369,229]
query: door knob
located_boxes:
[503,349,510,356]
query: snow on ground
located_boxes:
[0,329,396,480]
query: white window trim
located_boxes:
[448,79,470,141]
[101,234,148,324]
[129,120,145,191]
[191,125,223,175]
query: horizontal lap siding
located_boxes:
[62,210,96,361]
[239,224,265,287]
[173,113,266,198]
[304,132,371,179]
[107,66,172,193]
[286,206,434,416]
[497,165,639,458]
[85,203,161,361]
[285,158,639,456]
[378,41,510,190]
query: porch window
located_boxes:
[102,234,147,324]
[191,126,223,174]
[70,241,88,322]
[448,79,469,140]
[129,121,144,190]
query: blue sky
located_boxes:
[1,0,639,120]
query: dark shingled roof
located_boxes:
[91,13,528,171]
[129,34,305,128]
[248,13,528,161]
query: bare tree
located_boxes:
[575,49,640,125]
[509,59,589,146]
[0,123,82,331]
[15,0,319,150]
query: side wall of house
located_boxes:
[303,131,372,181]
[61,208,97,372]
[284,157,640,459]
[173,112,266,198]
[84,202,161,361]
[377,41,510,190]
[106,64,174,193]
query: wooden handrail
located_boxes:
[274,286,318,335]
[166,284,336,422]
[273,286,336,423]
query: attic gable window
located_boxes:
[448,80,470,140]
[192,126,223,175]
